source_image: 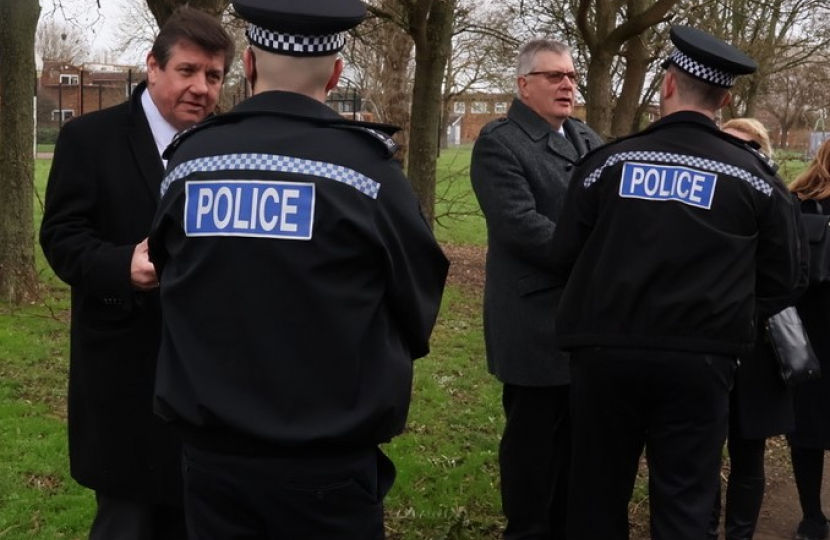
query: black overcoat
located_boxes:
[40,83,182,504]
[791,198,830,448]
[470,98,603,386]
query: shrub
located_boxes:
[37,127,60,145]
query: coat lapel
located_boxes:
[563,120,600,158]
[127,83,165,201]
[508,98,582,163]
[547,129,579,162]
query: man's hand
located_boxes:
[131,238,159,290]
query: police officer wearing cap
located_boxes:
[549,26,802,540]
[147,0,449,538]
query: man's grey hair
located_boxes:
[515,39,572,79]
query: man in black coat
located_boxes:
[470,39,603,540]
[39,8,234,540]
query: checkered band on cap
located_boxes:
[246,23,347,56]
[667,48,737,88]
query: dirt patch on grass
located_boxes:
[442,242,486,292]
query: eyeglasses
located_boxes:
[524,70,578,84]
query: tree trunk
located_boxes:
[146,0,229,25]
[406,0,456,226]
[376,11,413,166]
[0,0,40,304]
[613,34,649,138]
[584,50,615,140]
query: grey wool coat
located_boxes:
[470,98,604,386]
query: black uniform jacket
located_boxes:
[470,98,603,386]
[148,91,449,453]
[550,111,801,356]
[40,82,183,504]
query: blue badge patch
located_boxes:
[184,180,314,239]
[619,162,717,209]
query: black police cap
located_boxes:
[232,0,367,57]
[661,25,757,88]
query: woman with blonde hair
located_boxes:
[722,117,773,157]
[787,138,830,540]
[708,118,796,540]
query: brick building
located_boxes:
[38,61,143,127]
[446,92,589,145]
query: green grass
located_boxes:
[434,145,486,246]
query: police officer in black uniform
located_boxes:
[147,1,449,538]
[549,26,801,540]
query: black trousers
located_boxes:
[88,492,186,540]
[181,443,394,540]
[567,348,735,540]
[499,383,570,540]
[709,392,767,540]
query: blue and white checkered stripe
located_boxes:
[246,24,346,55]
[582,151,772,196]
[161,153,380,199]
[667,49,736,88]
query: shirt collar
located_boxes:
[141,88,179,167]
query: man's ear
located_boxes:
[243,47,254,81]
[662,71,675,100]
[325,57,344,93]
[243,47,257,92]
[719,91,733,110]
[146,52,159,85]
[517,76,528,99]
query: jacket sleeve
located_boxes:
[755,182,803,317]
[39,119,135,297]
[374,163,449,360]
[470,133,561,270]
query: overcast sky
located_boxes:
[38,0,145,63]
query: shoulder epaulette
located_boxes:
[480,117,509,136]
[715,129,779,175]
[330,122,399,158]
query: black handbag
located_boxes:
[765,306,821,385]
[801,200,830,284]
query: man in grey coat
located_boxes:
[470,38,603,540]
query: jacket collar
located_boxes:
[507,97,554,141]
[233,90,343,121]
[508,97,585,161]
[645,110,720,134]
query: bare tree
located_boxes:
[110,0,158,65]
[346,1,415,163]
[684,0,830,119]
[441,4,517,147]
[145,0,229,24]
[36,18,89,63]
[760,59,830,149]
[369,0,458,226]
[0,0,41,303]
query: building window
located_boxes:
[453,101,466,114]
[59,74,79,85]
[51,109,75,121]
[472,101,489,114]
[495,102,508,114]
